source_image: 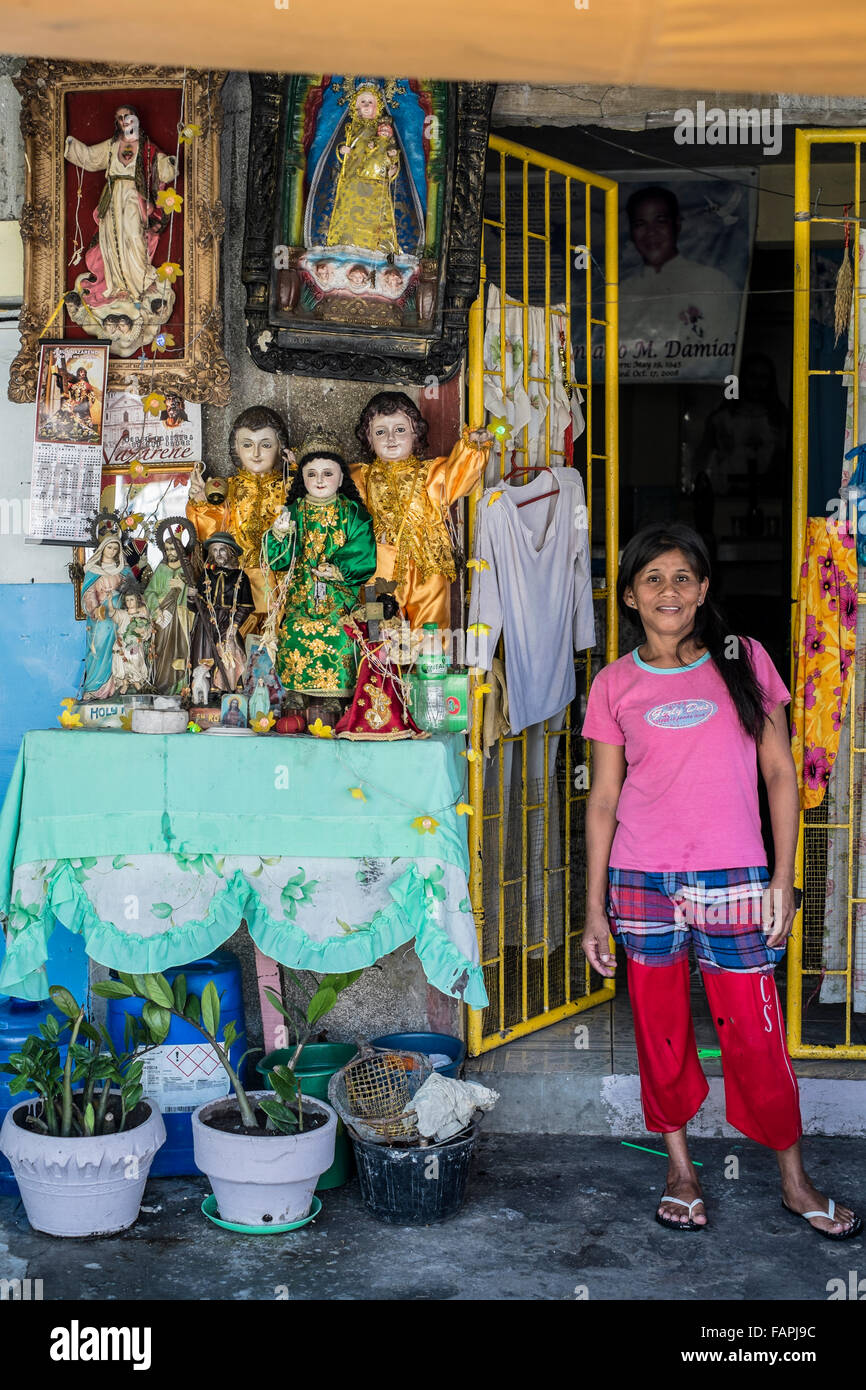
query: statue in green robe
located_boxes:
[144,531,194,695]
[263,432,377,713]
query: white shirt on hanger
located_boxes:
[466,467,595,733]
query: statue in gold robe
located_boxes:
[350,391,492,628]
[186,406,294,622]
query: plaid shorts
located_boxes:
[606,866,786,974]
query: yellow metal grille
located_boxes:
[791,128,866,1058]
[465,136,619,1055]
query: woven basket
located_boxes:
[327,1049,432,1144]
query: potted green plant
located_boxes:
[0,986,166,1237]
[94,968,362,1226]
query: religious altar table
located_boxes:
[0,731,486,1012]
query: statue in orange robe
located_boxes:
[186,406,294,621]
[350,391,493,629]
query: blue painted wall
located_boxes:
[0,584,83,787]
[0,583,88,999]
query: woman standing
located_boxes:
[582,522,861,1238]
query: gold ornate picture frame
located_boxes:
[9,61,229,406]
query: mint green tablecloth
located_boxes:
[0,731,485,1007]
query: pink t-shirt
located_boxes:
[581,639,790,871]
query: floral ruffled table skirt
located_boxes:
[0,731,486,1008]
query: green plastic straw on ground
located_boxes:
[620,1141,703,1167]
[697,1048,722,1059]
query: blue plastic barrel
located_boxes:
[0,998,67,1197]
[106,949,247,1177]
[370,1031,466,1079]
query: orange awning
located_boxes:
[5,0,866,96]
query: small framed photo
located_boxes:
[219,693,248,728]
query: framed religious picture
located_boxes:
[28,338,110,546]
[69,462,193,619]
[242,74,494,385]
[219,692,248,729]
[9,61,230,406]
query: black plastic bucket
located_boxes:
[350,1125,477,1224]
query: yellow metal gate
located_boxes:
[791,129,866,1058]
[465,136,619,1056]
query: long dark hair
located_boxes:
[288,452,366,510]
[617,522,767,740]
[354,391,429,460]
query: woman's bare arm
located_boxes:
[757,702,800,947]
[582,739,627,978]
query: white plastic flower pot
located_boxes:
[191,1090,337,1226]
[0,1097,166,1237]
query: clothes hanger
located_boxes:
[501,453,552,482]
[516,473,561,508]
[499,453,561,508]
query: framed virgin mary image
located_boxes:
[242,74,494,384]
[9,61,230,406]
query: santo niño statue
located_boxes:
[349,391,492,628]
[186,406,295,623]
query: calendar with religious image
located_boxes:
[28,339,109,545]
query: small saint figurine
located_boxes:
[335,597,423,741]
[111,584,154,694]
[263,431,377,724]
[81,534,138,698]
[144,530,194,695]
[351,391,493,628]
[186,406,295,621]
[188,534,254,696]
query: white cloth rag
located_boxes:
[404,1072,499,1142]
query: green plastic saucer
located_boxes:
[200,1193,322,1234]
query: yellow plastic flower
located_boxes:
[456,803,474,816]
[308,718,333,739]
[58,707,83,729]
[156,187,183,215]
[151,333,176,355]
[349,787,366,801]
[412,816,439,835]
[60,697,75,709]
[461,748,480,763]
[128,460,148,479]
[122,513,145,531]
[178,123,201,145]
[156,262,183,284]
[142,393,166,417]
[187,721,202,733]
[119,712,133,731]
[251,712,276,733]
[488,415,512,441]
[474,683,492,695]
[467,622,491,637]
[487,491,504,506]
[466,558,490,572]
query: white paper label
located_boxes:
[139,1043,231,1113]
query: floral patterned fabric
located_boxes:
[791,518,857,808]
[0,730,484,1004]
[1,852,484,1007]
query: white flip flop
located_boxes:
[781,1196,863,1241]
[655,1193,707,1232]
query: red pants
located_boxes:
[627,957,802,1151]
